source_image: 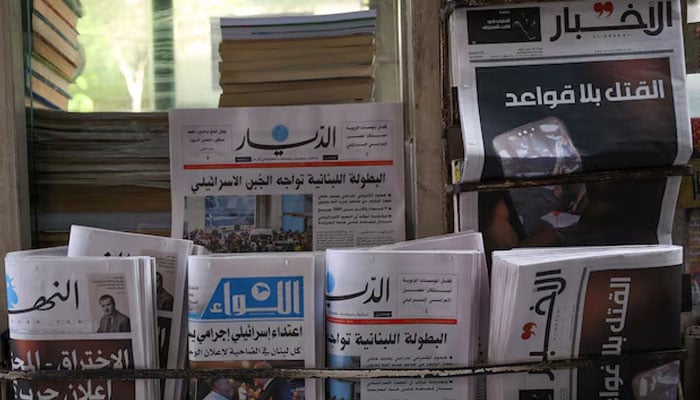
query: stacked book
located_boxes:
[26,0,84,110]
[29,109,170,246]
[217,10,377,107]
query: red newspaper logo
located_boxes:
[594,2,614,16]
[521,322,537,340]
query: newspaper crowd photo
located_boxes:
[3,0,695,400]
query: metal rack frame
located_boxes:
[448,165,693,194]
[0,349,685,383]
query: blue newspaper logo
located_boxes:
[6,274,18,309]
[200,276,304,320]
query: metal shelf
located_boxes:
[448,165,692,194]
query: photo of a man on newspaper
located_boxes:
[96,294,131,333]
[202,378,236,400]
[191,360,305,400]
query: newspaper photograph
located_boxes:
[5,250,160,400]
[187,253,318,400]
[325,249,483,400]
[448,0,691,253]
[169,103,405,253]
[488,245,682,400]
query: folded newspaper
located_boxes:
[66,225,195,400]
[187,253,323,400]
[326,245,486,400]
[5,248,160,399]
[448,0,691,253]
[168,103,405,254]
[373,231,490,364]
[488,245,682,400]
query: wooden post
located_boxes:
[402,0,449,239]
[0,0,32,333]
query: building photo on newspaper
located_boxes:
[169,102,405,253]
[449,0,692,254]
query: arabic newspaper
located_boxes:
[448,0,691,254]
[66,225,194,400]
[5,248,160,400]
[168,103,405,254]
[488,245,682,400]
[187,253,320,400]
[373,233,490,399]
[325,248,483,400]
[374,231,490,361]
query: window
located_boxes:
[69,0,399,112]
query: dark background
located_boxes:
[475,58,677,254]
[476,58,677,180]
[577,265,681,399]
[467,7,542,44]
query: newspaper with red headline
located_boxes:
[168,103,405,254]
[5,248,160,400]
[325,248,484,400]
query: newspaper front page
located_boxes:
[449,0,691,254]
[187,253,318,400]
[169,103,405,253]
[325,249,483,400]
[5,250,159,400]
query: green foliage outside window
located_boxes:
[69,0,368,112]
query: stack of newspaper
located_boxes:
[488,245,682,400]
[325,231,489,400]
[66,225,197,399]
[5,247,161,399]
[187,252,324,400]
[448,0,692,255]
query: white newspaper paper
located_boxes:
[168,103,405,253]
[325,249,483,400]
[67,225,194,400]
[5,249,160,400]
[374,231,490,362]
[448,0,691,253]
[187,253,319,400]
